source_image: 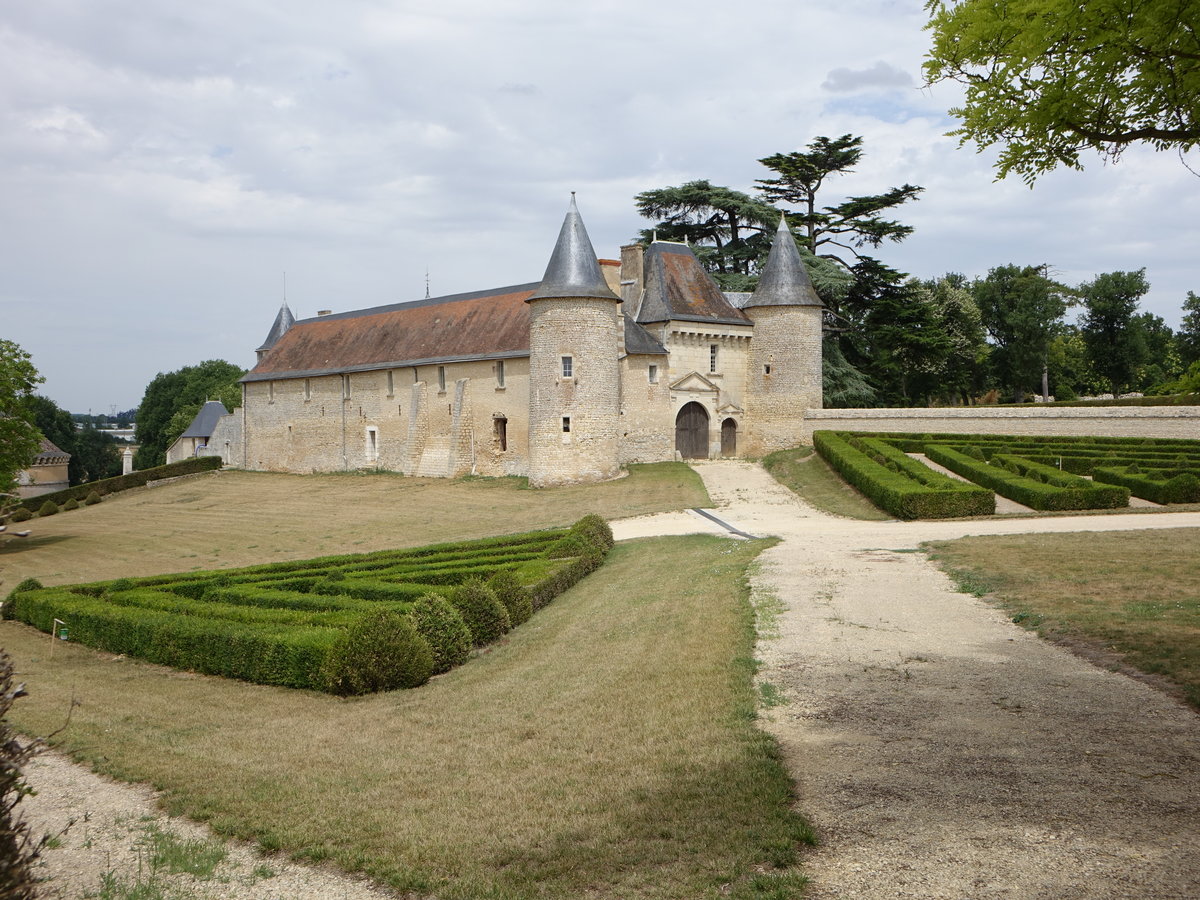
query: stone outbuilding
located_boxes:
[214,199,824,486]
[16,438,71,499]
[166,401,231,463]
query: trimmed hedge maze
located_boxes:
[814,431,1200,519]
[3,515,614,695]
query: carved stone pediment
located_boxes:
[716,402,744,415]
[669,372,719,394]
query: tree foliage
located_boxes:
[134,360,244,469]
[0,341,43,494]
[1179,290,1200,366]
[756,134,923,267]
[972,265,1072,401]
[924,0,1200,183]
[1079,269,1152,396]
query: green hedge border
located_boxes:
[19,456,222,512]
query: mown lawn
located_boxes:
[3,533,811,900]
[926,528,1200,709]
[0,462,709,588]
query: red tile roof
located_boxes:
[245,284,537,381]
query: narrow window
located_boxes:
[438,366,446,392]
[562,416,571,433]
[561,355,573,378]
[764,364,772,376]
[303,378,311,400]
[387,369,394,396]
[366,427,378,462]
[496,360,505,388]
[709,344,719,373]
[494,417,508,451]
[268,381,275,403]
[648,364,658,384]
[342,374,351,399]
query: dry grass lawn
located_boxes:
[926,528,1200,709]
[3,535,809,900]
[0,462,708,589]
[762,447,890,521]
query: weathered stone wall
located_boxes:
[742,306,823,455]
[203,411,242,466]
[800,406,1200,442]
[240,358,531,476]
[618,353,673,464]
[527,297,623,487]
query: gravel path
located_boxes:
[19,461,1200,899]
[664,461,1200,900]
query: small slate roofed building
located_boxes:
[166,400,231,464]
[232,198,822,485]
[16,438,71,499]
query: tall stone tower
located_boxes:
[743,215,824,454]
[526,196,623,487]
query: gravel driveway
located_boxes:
[620,460,1200,900]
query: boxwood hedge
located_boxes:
[4,517,613,694]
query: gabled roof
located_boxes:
[527,196,620,302]
[181,401,230,438]
[745,216,823,309]
[244,284,538,382]
[636,242,751,326]
[32,438,70,464]
[624,317,667,356]
[257,302,296,353]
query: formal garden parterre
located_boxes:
[815,430,1200,519]
[3,514,613,695]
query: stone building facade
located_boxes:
[215,199,824,486]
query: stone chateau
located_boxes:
[206,197,824,487]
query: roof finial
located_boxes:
[425,265,430,300]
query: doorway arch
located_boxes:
[721,418,737,456]
[675,402,710,459]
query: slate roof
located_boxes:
[745,216,823,308]
[636,242,751,326]
[181,401,231,438]
[528,196,620,302]
[624,317,667,356]
[33,438,70,464]
[244,285,539,382]
[257,302,296,353]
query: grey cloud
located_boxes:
[822,61,914,93]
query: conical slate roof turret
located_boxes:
[527,195,620,302]
[746,215,822,308]
[257,301,296,353]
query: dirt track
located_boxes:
[615,461,1200,900]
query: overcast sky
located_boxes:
[3,0,1197,414]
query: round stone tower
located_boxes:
[526,195,624,487]
[743,215,824,454]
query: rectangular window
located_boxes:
[303,378,311,401]
[709,344,719,373]
[342,375,351,399]
[764,364,772,376]
[268,381,275,403]
[387,369,394,396]
[366,427,378,462]
[648,364,658,384]
[561,356,573,378]
[496,360,505,388]
[494,417,508,451]
[438,366,446,392]
[561,416,571,433]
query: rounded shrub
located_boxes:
[410,593,472,674]
[449,579,511,647]
[1126,463,1141,474]
[547,532,601,559]
[322,611,433,696]
[84,491,103,506]
[62,498,80,511]
[487,571,533,627]
[37,500,59,518]
[966,446,986,461]
[571,514,614,552]
[1163,472,1200,504]
[9,508,32,523]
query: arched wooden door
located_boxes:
[675,402,710,459]
[721,418,737,456]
